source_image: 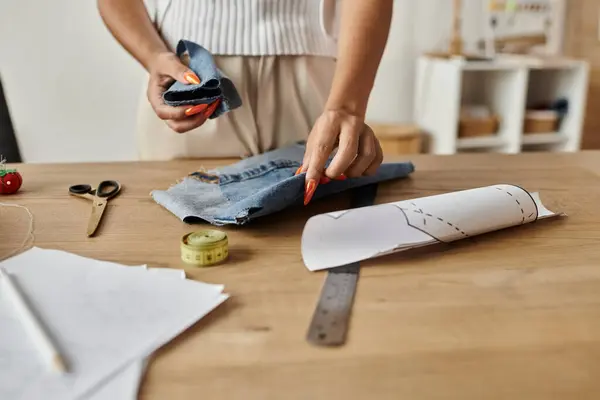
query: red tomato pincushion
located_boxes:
[0,167,22,194]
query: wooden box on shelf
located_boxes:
[458,115,500,138]
[523,110,558,134]
[371,124,423,155]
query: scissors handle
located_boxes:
[68,181,120,198]
[96,180,121,198]
[69,184,92,195]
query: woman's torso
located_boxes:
[143,0,339,57]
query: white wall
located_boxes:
[0,0,507,163]
[0,0,145,163]
[367,0,486,124]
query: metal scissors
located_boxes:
[68,180,121,237]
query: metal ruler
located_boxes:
[306,183,378,346]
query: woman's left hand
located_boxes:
[296,109,383,205]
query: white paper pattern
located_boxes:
[301,184,561,271]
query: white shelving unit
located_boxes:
[413,54,589,154]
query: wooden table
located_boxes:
[2,151,600,399]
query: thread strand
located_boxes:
[0,203,35,261]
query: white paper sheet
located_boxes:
[86,360,146,400]
[87,265,189,400]
[0,247,228,400]
[301,184,562,271]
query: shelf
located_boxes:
[459,61,521,72]
[457,136,506,149]
[414,54,588,154]
[521,132,567,145]
[421,54,521,72]
[495,54,584,70]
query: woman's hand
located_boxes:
[146,52,219,133]
[295,0,393,205]
[296,109,383,205]
[97,0,219,133]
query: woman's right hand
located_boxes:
[146,51,219,133]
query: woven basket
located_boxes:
[458,115,499,138]
[523,110,558,134]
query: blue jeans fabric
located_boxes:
[162,40,242,119]
[151,142,415,225]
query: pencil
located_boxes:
[0,267,67,373]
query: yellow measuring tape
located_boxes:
[180,230,229,266]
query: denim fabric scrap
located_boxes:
[151,142,415,226]
[162,39,242,119]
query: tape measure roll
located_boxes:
[181,230,229,266]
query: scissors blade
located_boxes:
[86,197,108,237]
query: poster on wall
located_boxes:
[482,0,565,56]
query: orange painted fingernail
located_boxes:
[334,174,347,181]
[184,72,200,85]
[203,99,221,118]
[304,179,317,206]
[320,176,331,184]
[184,104,208,116]
[295,166,303,175]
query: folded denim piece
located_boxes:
[162,40,242,119]
[151,142,415,226]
